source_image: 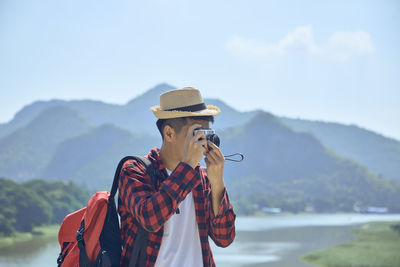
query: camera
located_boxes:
[193,128,220,148]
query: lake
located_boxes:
[1,214,400,267]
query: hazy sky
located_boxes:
[1,0,399,140]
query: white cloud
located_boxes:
[326,30,373,62]
[225,26,373,63]
[277,25,320,55]
[226,25,319,58]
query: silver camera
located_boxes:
[193,128,220,148]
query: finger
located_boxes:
[211,150,225,165]
[210,150,222,160]
[207,154,218,166]
[208,150,218,159]
[187,124,202,140]
[192,130,206,143]
[205,153,217,165]
[200,144,207,155]
[205,156,211,166]
[206,150,219,164]
[194,139,207,148]
[207,141,223,158]
[194,137,207,146]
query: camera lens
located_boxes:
[207,134,220,147]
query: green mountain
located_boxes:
[280,117,400,181]
[42,124,159,190]
[1,83,400,214]
[31,111,400,213]
[220,112,400,213]
[2,83,398,183]
[0,99,120,139]
[0,83,258,138]
[0,100,62,139]
[0,84,173,139]
[0,106,92,181]
[203,98,259,130]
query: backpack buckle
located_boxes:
[76,221,85,243]
[57,252,65,265]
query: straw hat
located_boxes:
[150,87,221,119]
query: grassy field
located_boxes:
[0,225,60,249]
[301,221,400,267]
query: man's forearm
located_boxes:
[210,181,225,216]
[208,182,236,248]
[120,161,201,232]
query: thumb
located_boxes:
[205,156,210,166]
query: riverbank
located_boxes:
[0,225,59,249]
[301,221,400,267]
[2,215,400,267]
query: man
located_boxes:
[118,87,236,266]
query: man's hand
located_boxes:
[182,124,207,169]
[205,140,225,216]
[205,140,225,187]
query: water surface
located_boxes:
[1,214,400,267]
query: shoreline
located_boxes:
[300,220,400,267]
[235,212,400,219]
[1,215,400,267]
[0,225,60,250]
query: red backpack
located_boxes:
[57,155,158,267]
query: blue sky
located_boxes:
[1,0,399,140]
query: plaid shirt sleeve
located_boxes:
[207,183,236,247]
[119,160,202,232]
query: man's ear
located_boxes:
[163,124,175,143]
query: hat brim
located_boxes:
[150,104,221,119]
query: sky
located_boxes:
[1,0,399,140]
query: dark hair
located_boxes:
[156,116,214,141]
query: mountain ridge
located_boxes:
[1,83,399,182]
[0,105,92,180]
[1,87,400,213]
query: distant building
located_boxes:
[365,207,388,214]
[305,204,315,213]
[355,206,389,214]
[262,207,281,214]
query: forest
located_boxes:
[0,178,88,236]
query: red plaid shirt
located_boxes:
[117,147,236,267]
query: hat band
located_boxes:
[165,103,206,112]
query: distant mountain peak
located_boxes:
[243,111,297,135]
[248,111,280,125]
[204,98,238,113]
[152,82,175,90]
[143,83,176,96]
[23,105,92,134]
[30,104,83,121]
[81,123,136,141]
[91,123,133,135]
[126,83,176,106]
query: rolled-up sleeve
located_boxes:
[119,160,201,233]
[207,185,236,247]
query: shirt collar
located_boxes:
[147,147,167,173]
[147,146,201,174]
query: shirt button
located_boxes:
[212,221,217,227]
[154,244,160,249]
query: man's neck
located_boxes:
[159,144,180,172]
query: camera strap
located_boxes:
[223,153,244,162]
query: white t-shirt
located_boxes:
[154,168,203,267]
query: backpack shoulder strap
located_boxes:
[110,155,159,267]
[110,155,158,199]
